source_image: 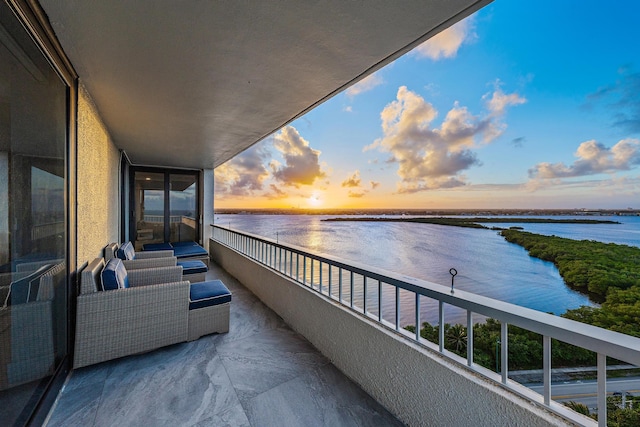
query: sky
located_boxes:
[214,0,640,210]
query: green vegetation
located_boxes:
[564,395,640,426]
[404,229,640,424]
[406,319,594,371]
[500,230,640,336]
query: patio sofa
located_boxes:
[74,257,230,369]
[1,262,65,390]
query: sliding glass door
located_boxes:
[131,169,199,250]
[170,174,198,243]
[1,2,72,425]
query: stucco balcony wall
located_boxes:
[210,239,572,427]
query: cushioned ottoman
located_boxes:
[178,260,208,283]
[188,280,231,341]
[142,242,173,251]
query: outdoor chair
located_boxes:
[74,257,230,369]
[74,258,190,368]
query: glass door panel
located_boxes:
[1,2,68,424]
[133,172,165,250]
[170,174,197,243]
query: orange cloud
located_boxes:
[270,126,327,187]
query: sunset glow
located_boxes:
[215,1,640,210]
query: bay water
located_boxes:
[214,214,640,326]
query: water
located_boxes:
[214,214,640,325]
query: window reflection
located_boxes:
[0,3,67,425]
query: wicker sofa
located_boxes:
[74,257,230,369]
[1,262,65,390]
[74,258,190,369]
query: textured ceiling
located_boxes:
[40,0,489,169]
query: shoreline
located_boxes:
[322,216,620,228]
[215,208,639,217]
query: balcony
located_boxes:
[209,226,640,426]
[46,263,402,426]
[46,226,640,426]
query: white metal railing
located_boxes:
[212,224,640,426]
[31,221,64,240]
[143,214,184,224]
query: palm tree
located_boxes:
[445,324,467,355]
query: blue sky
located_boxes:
[215,0,640,209]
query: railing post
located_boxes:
[543,336,551,406]
[296,253,300,282]
[467,311,473,367]
[363,276,367,314]
[339,267,343,303]
[415,293,420,341]
[439,301,445,352]
[501,322,509,384]
[311,259,315,288]
[350,271,354,308]
[378,280,382,322]
[319,261,323,294]
[597,353,607,427]
[303,256,307,285]
[395,286,400,331]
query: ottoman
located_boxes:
[188,280,231,341]
[178,260,208,283]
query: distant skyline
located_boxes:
[215,1,640,210]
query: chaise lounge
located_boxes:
[142,241,210,266]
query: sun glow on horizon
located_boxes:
[307,191,323,207]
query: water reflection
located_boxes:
[215,214,620,325]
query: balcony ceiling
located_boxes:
[40,0,489,169]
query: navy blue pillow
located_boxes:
[101,258,129,290]
[115,241,136,260]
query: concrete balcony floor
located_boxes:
[46,262,403,426]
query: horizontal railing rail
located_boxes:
[212,224,640,426]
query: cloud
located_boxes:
[529,138,640,179]
[265,184,288,199]
[587,69,640,134]
[346,73,384,97]
[482,83,527,141]
[341,170,362,188]
[343,106,353,113]
[341,170,374,197]
[413,17,475,60]
[348,190,366,198]
[214,144,270,197]
[366,86,525,192]
[270,126,326,187]
[370,181,380,189]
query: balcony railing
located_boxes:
[212,224,640,426]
